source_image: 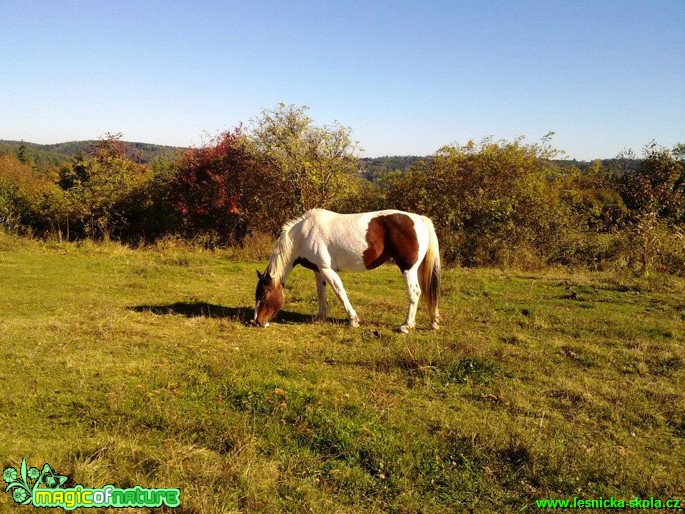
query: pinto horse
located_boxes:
[254,209,440,333]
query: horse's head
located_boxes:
[254,270,284,327]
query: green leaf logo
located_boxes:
[12,488,29,503]
[2,467,17,484]
[3,458,67,505]
[40,464,67,489]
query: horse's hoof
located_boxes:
[350,318,360,328]
[398,325,410,334]
[430,322,440,330]
[313,314,328,322]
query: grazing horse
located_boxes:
[254,209,440,333]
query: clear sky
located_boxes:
[1,0,684,159]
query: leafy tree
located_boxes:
[250,104,361,213]
[561,160,627,233]
[617,142,685,273]
[17,143,29,165]
[57,133,148,240]
[116,157,182,243]
[385,136,569,266]
[58,152,88,190]
[620,142,685,224]
[0,154,61,234]
[171,128,287,244]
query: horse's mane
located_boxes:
[266,212,309,281]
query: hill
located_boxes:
[0,139,186,168]
[0,139,639,179]
[359,155,433,180]
[358,156,642,181]
[3,140,432,176]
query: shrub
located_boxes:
[619,143,685,225]
[384,137,571,266]
[250,104,362,213]
[0,154,61,235]
[170,128,289,245]
[55,135,150,241]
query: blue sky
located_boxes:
[1,0,684,159]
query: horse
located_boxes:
[254,208,440,333]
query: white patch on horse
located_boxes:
[254,209,440,331]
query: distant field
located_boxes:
[1,232,683,513]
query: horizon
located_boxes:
[3,136,667,162]
[1,0,684,160]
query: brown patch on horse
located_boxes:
[294,257,319,272]
[363,213,419,271]
[255,272,285,326]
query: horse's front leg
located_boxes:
[313,271,328,321]
[319,268,360,327]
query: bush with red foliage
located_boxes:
[171,128,287,245]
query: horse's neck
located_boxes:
[267,231,296,283]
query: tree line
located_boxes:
[1,104,683,274]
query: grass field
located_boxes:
[1,231,684,513]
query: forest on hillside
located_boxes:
[1,105,683,274]
[0,138,185,167]
[0,139,638,181]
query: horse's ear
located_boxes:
[256,270,263,279]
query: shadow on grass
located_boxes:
[129,301,343,325]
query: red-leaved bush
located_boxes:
[171,128,288,245]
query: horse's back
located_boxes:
[293,210,368,271]
[294,209,430,273]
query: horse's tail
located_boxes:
[418,216,440,328]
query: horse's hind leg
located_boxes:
[313,271,328,321]
[319,268,360,327]
[400,267,421,334]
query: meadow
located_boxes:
[0,231,683,513]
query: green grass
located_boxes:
[1,231,684,513]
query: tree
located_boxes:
[171,128,287,244]
[384,136,570,266]
[0,154,61,234]
[561,160,627,233]
[57,133,148,240]
[250,104,361,213]
[58,152,88,190]
[620,142,685,224]
[17,143,29,165]
[617,142,685,273]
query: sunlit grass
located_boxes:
[1,231,683,512]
